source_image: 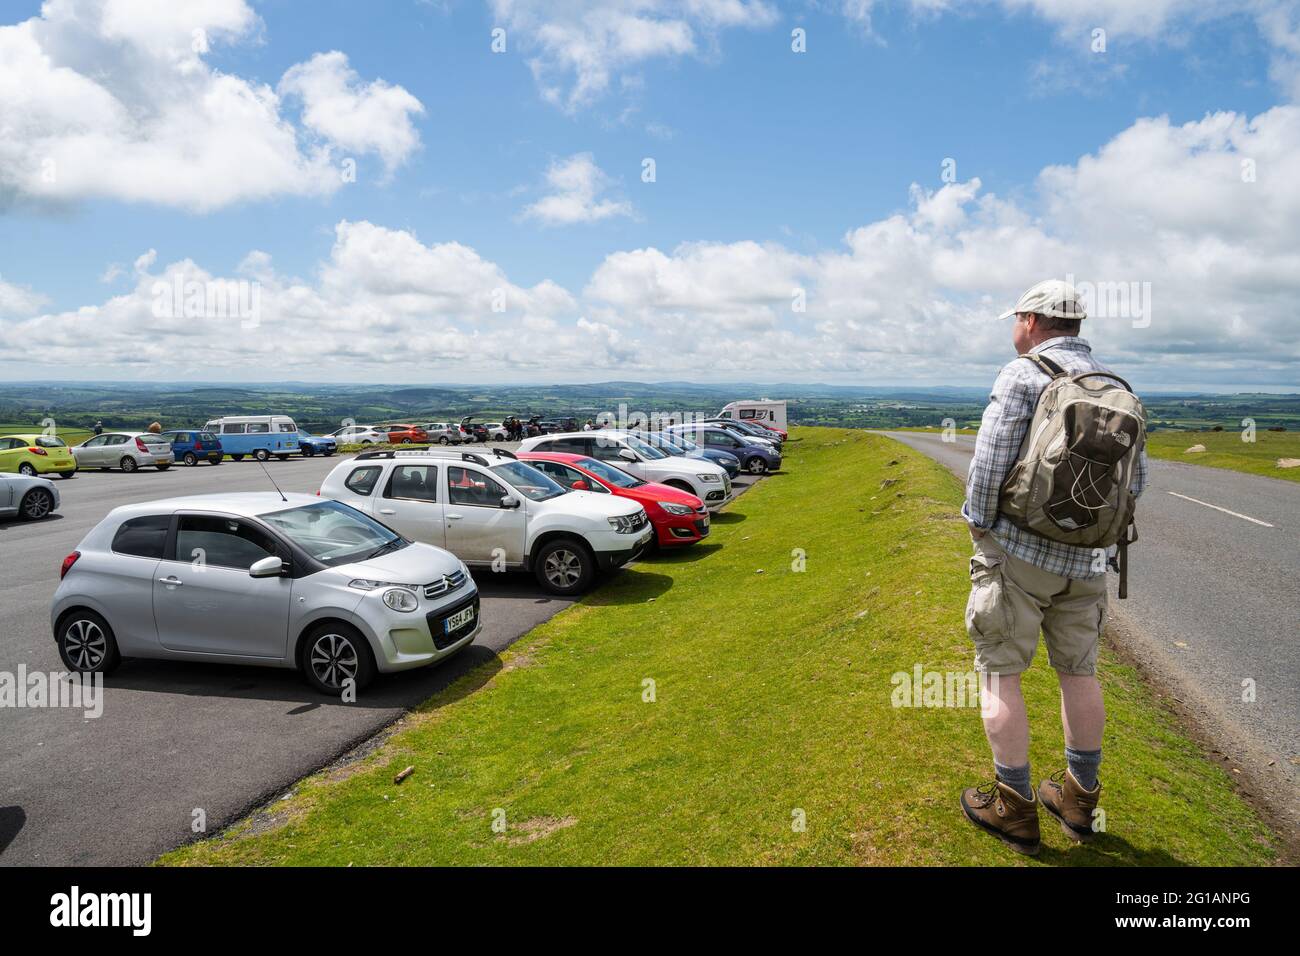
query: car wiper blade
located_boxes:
[366,538,404,560]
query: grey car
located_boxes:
[51,492,482,694]
[419,422,467,445]
[72,432,174,472]
[0,472,61,521]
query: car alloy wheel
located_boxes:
[18,462,36,476]
[64,618,107,669]
[746,457,767,475]
[183,452,197,466]
[120,456,138,473]
[543,547,583,589]
[21,488,53,519]
[309,632,360,691]
[438,436,450,444]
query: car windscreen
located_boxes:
[623,434,668,460]
[575,457,645,489]
[260,500,406,566]
[34,436,66,448]
[490,460,568,501]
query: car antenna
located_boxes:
[256,459,289,502]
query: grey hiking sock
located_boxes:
[1066,747,1102,790]
[994,762,1033,800]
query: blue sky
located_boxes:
[1,1,1297,389]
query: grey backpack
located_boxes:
[998,353,1145,596]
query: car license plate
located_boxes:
[443,604,476,634]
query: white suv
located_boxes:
[319,448,653,595]
[517,430,732,510]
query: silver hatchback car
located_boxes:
[72,431,174,472]
[1,472,61,520]
[51,493,481,694]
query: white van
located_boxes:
[718,400,787,431]
[204,415,301,462]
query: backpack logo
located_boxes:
[1114,431,1131,448]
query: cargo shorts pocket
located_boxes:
[966,552,1011,640]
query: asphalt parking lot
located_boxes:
[0,449,758,865]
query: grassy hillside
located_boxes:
[162,428,1275,866]
[1146,429,1300,483]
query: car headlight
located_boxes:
[658,501,693,516]
[607,515,640,534]
[383,587,419,612]
[697,473,721,482]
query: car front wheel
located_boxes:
[301,444,315,457]
[534,538,596,595]
[745,456,768,475]
[58,610,121,675]
[19,487,54,520]
[301,623,375,695]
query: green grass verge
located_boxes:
[1146,429,1300,483]
[161,427,1275,866]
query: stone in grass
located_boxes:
[394,765,415,784]
[1276,458,1300,469]
[1184,444,1207,454]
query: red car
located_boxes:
[380,423,429,444]
[519,451,710,548]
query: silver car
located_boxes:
[419,422,466,445]
[0,472,60,520]
[72,432,174,472]
[51,493,482,694]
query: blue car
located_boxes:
[296,431,337,458]
[668,425,781,476]
[158,429,223,466]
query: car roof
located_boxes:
[108,492,322,521]
[518,451,585,463]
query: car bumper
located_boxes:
[38,458,78,473]
[655,512,709,546]
[365,588,482,673]
[589,526,655,570]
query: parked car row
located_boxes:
[28,406,787,696]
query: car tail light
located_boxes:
[193,440,203,450]
[27,446,48,456]
[135,437,149,452]
[60,551,80,579]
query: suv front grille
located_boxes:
[424,568,468,599]
[630,510,649,533]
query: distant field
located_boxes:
[1146,429,1300,482]
[0,423,92,445]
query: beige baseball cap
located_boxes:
[998,279,1087,321]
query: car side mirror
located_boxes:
[500,495,521,509]
[617,447,638,462]
[570,479,589,491]
[249,556,286,578]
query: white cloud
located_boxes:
[2,108,1298,386]
[520,153,634,225]
[0,0,424,211]
[279,52,425,176]
[488,0,777,111]
[0,276,49,318]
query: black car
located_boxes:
[459,418,490,442]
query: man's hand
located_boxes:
[969,525,987,541]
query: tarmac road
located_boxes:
[880,430,1299,821]
[0,450,758,865]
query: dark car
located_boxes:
[158,429,223,466]
[705,417,784,448]
[460,418,490,442]
[668,424,781,475]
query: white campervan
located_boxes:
[718,400,787,431]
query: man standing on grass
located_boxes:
[959,279,1147,855]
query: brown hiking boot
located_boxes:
[960,780,1040,855]
[1039,769,1101,842]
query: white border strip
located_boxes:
[1166,491,1275,528]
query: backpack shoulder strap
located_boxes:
[1020,352,1067,378]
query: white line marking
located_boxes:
[1166,491,1274,528]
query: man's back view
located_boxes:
[959,279,1148,855]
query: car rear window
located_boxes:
[139,433,169,445]
[200,432,218,442]
[35,436,66,448]
[112,515,170,559]
[345,466,382,495]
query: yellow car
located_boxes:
[0,434,78,478]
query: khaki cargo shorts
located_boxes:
[965,534,1108,676]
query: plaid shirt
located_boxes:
[961,336,1148,579]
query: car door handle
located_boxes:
[379,508,396,515]
[446,514,463,520]
[158,576,184,587]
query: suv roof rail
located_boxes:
[461,452,488,466]
[490,447,518,460]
